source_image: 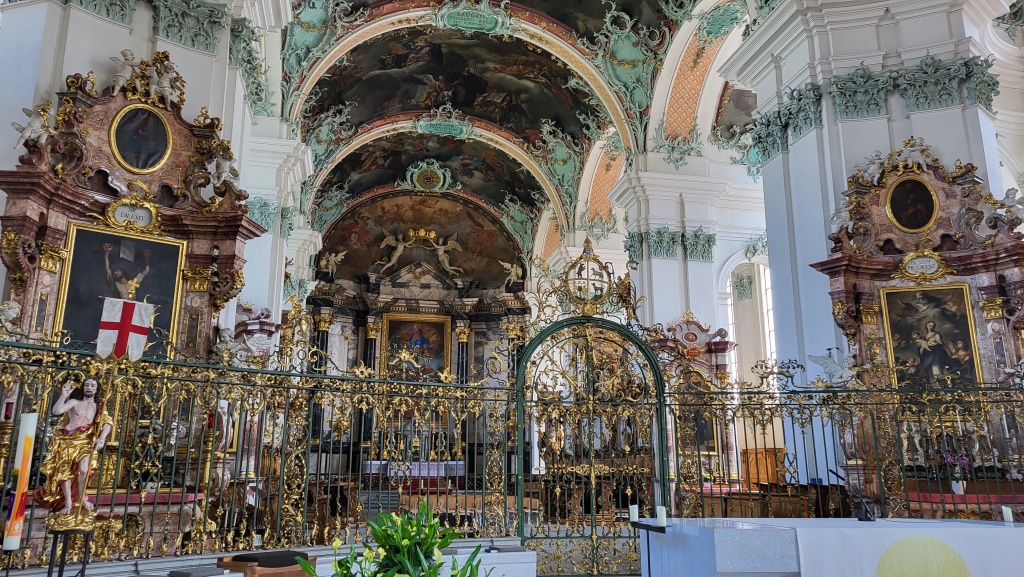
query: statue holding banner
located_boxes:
[35,378,113,530]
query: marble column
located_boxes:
[455,324,471,383]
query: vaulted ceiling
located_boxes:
[282,0,738,286]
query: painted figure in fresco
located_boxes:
[432,233,464,277]
[36,379,113,517]
[103,243,152,299]
[405,326,431,350]
[376,231,409,274]
[917,321,954,382]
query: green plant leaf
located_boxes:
[294,557,317,577]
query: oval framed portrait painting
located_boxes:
[109,103,172,174]
[885,176,938,233]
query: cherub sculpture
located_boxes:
[830,200,856,235]
[901,137,934,171]
[109,49,141,95]
[0,301,21,340]
[35,379,113,529]
[854,150,886,186]
[149,59,184,109]
[808,352,862,387]
[11,102,51,150]
[498,259,523,286]
[1001,188,1024,222]
[432,233,464,277]
[318,250,348,277]
[210,152,239,188]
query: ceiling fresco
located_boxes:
[309,27,602,142]
[322,192,520,289]
[513,0,669,39]
[318,132,545,207]
[714,83,757,139]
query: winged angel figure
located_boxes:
[498,260,523,286]
[808,353,862,387]
[11,103,50,150]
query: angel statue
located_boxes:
[109,49,141,95]
[149,59,184,109]
[1001,188,1024,222]
[901,137,934,171]
[318,250,348,277]
[830,200,856,235]
[210,151,239,188]
[854,150,886,186]
[11,102,51,150]
[808,352,862,387]
[0,301,21,341]
[498,259,523,286]
[432,233,464,277]
[376,231,409,274]
[1003,358,1024,388]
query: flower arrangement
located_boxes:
[297,500,490,577]
[938,452,971,482]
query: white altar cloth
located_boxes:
[361,460,466,477]
[639,517,1024,577]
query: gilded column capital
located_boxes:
[455,327,471,343]
[366,324,380,340]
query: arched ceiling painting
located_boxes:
[318,133,544,207]
[322,193,519,289]
[281,0,726,286]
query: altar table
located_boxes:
[361,460,466,477]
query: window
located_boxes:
[760,265,777,361]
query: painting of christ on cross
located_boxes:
[55,224,186,359]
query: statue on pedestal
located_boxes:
[35,378,113,531]
[0,300,22,340]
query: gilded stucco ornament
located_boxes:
[577,203,618,243]
[529,119,584,233]
[229,18,274,117]
[497,193,542,258]
[708,123,761,181]
[980,297,1006,320]
[896,55,967,112]
[829,65,895,119]
[579,4,669,156]
[732,273,753,302]
[431,0,521,36]
[891,242,955,284]
[151,0,229,55]
[623,231,643,262]
[652,121,703,170]
[682,227,716,262]
[245,196,278,232]
[646,228,679,259]
[413,103,475,139]
[395,159,463,194]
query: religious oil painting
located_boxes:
[380,313,451,380]
[881,284,982,386]
[886,176,938,233]
[55,224,186,359]
[110,104,172,174]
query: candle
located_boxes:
[629,505,639,523]
[656,506,667,527]
[1003,506,1013,524]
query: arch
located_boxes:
[311,119,570,232]
[717,247,770,294]
[289,8,635,155]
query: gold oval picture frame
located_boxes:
[885,175,938,233]
[109,103,172,174]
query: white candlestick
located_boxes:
[1003,505,1014,524]
[656,506,667,527]
[629,505,639,522]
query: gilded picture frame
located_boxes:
[380,313,451,378]
[54,223,187,359]
[109,103,173,175]
[880,283,982,386]
[885,175,939,234]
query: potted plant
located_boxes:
[298,500,490,577]
[938,452,971,495]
